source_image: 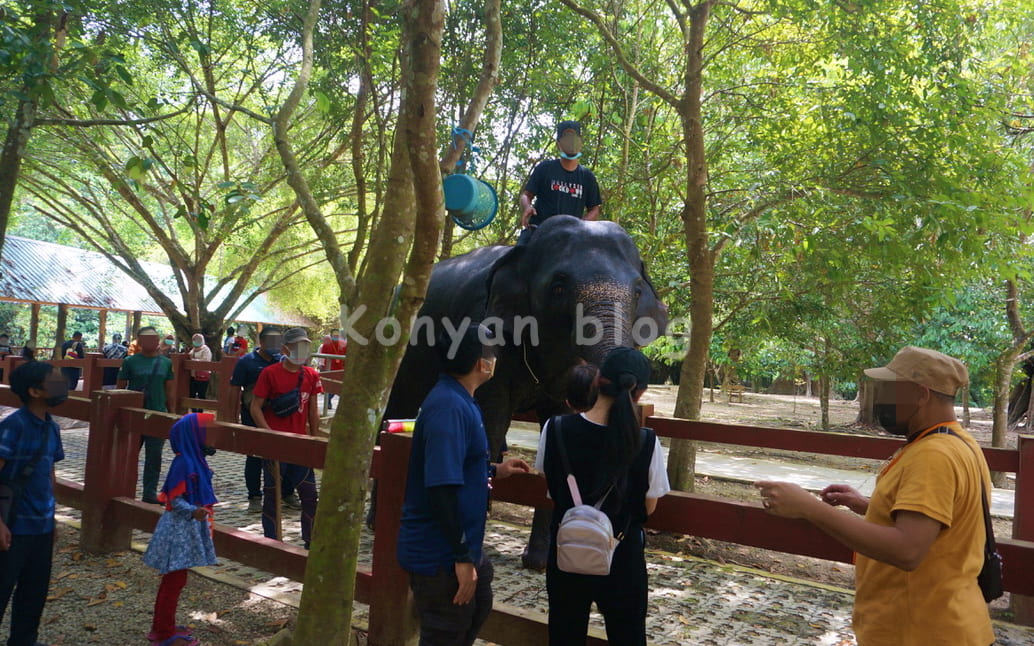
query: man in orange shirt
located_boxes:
[756,347,994,646]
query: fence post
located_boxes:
[169,354,187,414]
[1012,434,1034,624]
[218,355,239,423]
[82,354,102,394]
[80,389,145,553]
[368,432,418,646]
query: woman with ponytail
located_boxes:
[535,347,671,645]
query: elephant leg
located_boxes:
[521,506,552,571]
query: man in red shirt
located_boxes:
[250,327,322,549]
[317,328,347,409]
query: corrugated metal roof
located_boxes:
[0,236,310,326]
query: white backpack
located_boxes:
[553,418,620,576]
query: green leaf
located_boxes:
[216,180,236,189]
[107,88,128,110]
[114,64,133,86]
[315,90,330,113]
[91,89,108,111]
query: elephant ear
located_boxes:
[485,246,530,342]
[637,261,668,339]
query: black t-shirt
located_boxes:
[524,159,602,225]
[542,414,654,537]
[61,339,85,360]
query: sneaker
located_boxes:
[247,497,262,513]
[282,493,302,510]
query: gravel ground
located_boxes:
[0,518,297,645]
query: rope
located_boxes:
[451,126,479,175]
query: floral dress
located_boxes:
[143,496,217,574]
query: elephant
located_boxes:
[383,214,668,568]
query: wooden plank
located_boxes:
[646,490,855,563]
[479,601,607,646]
[646,417,1020,472]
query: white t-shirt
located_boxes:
[534,414,671,499]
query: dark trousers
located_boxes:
[546,528,648,646]
[188,378,208,412]
[139,435,165,502]
[409,558,494,646]
[245,454,264,499]
[261,461,317,546]
[61,367,80,391]
[150,569,188,640]
[0,531,54,646]
[245,455,294,500]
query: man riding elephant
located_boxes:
[384,214,667,569]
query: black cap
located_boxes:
[556,120,582,139]
[600,347,651,390]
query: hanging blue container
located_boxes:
[443,174,498,231]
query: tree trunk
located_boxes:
[819,374,830,431]
[437,0,502,262]
[667,2,712,492]
[992,348,1019,487]
[856,373,875,425]
[0,10,59,259]
[54,304,68,357]
[289,0,445,642]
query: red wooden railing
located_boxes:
[2,352,1034,644]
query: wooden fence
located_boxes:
[1,353,1034,644]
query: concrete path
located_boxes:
[505,426,1017,518]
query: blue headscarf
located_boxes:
[159,413,218,508]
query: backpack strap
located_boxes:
[553,415,583,507]
[553,414,615,510]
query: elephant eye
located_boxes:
[550,274,568,298]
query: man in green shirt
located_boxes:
[117,326,175,504]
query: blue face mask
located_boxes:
[559,151,582,160]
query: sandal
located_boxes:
[149,635,197,646]
[146,627,193,641]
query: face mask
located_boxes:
[165,339,175,346]
[286,343,312,365]
[192,340,203,347]
[481,356,496,378]
[558,132,583,159]
[44,380,69,407]
[331,335,340,342]
[874,402,919,437]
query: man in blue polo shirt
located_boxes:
[0,361,67,646]
[397,324,530,646]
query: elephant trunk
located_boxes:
[575,283,636,367]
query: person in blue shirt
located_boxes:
[0,361,68,646]
[230,327,294,512]
[397,324,530,646]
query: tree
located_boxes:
[17,1,352,348]
[556,0,1026,489]
[237,0,448,640]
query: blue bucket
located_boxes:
[443,174,498,230]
